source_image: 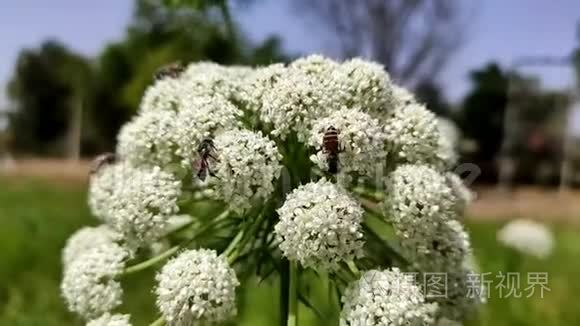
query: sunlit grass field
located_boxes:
[1,176,579,325]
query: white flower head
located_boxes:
[62,225,123,267]
[260,69,334,141]
[333,58,395,118]
[445,172,475,214]
[210,129,282,212]
[275,179,365,270]
[173,95,242,166]
[416,220,472,271]
[497,219,554,258]
[116,110,179,168]
[118,95,241,169]
[242,63,287,112]
[89,163,182,244]
[155,249,239,325]
[309,108,388,177]
[383,165,465,266]
[87,313,132,326]
[88,162,132,221]
[182,62,252,102]
[391,84,417,109]
[139,77,186,113]
[61,243,130,319]
[436,118,461,169]
[340,268,438,326]
[385,103,442,166]
[289,54,339,78]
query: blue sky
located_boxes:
[2,0,580,131]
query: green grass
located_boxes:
[1,176,579,325]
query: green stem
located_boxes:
[123,245,181,276]
[363,221,409,266]
[347,261,361,279]
[149,316,165,326]
[223,228,245,263]
[359,197,383,217]
[288,261,298,326]
[122,210,231,275]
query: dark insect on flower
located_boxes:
[89,152,116,175]
[323,126,341,174]
[154,61,185,80]
[196,138,219,181]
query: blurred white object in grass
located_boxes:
[497,219,554,259]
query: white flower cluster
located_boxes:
[497,219,554,259]
[260,67,334,141]
[140,77,186,113]
[242,63,287,112]
[383,165,460,266]
[69,55,480,325]
[155,249,239,325]
[62,225,122,267]
[309,108,388,177]
[382,164,480,321]
[331,58,395,118]
[88,163,182,243]
[430,267,487,322]
[445,172,475,215]
[209,129,283,212]
[117,95,241,168]
[340,268,438,326]
[182,62,252,103]
[275,179,365,270]
[385,103,442,167]
[87,313,132,326]
[61,243,130,319]
[436,118,460,169]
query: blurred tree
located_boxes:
[6,41,93,156]
[458,63,508,164]
[90,0,288,151]
[6,0,288,155]
[294,0,470,86]
[414,81,451,117]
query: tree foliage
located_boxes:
[6,0,287,155]
[6,41,93,155]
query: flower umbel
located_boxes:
[64,55,481,325]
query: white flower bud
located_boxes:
[275,179,365,269]
[155,249,239,325]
